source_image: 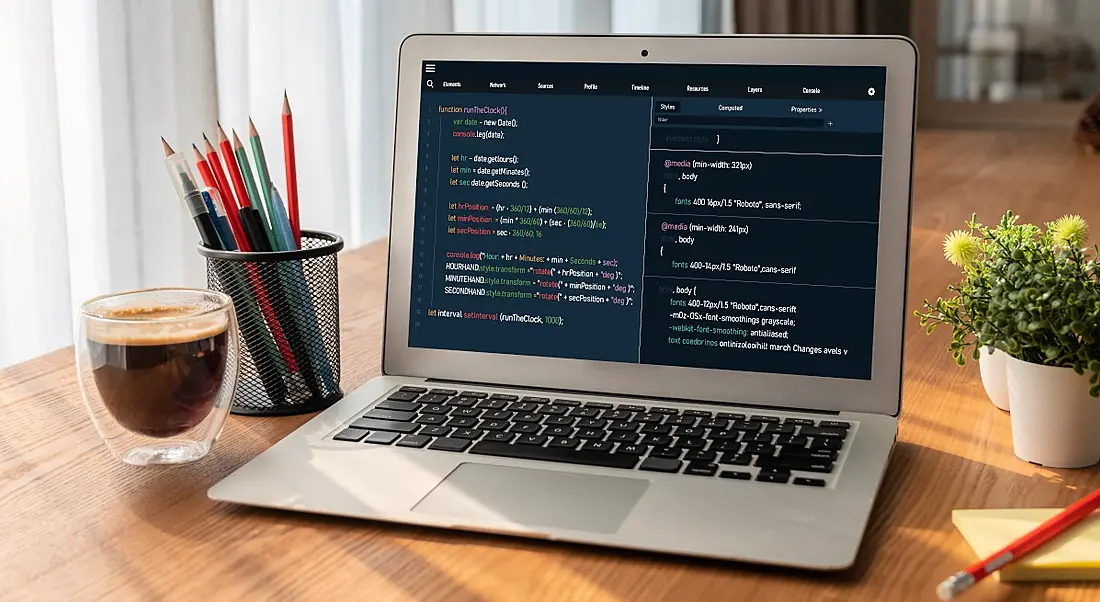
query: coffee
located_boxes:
[86,305,230,438]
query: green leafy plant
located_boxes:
[916,211,1100,396]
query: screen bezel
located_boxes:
[384,34,917,417]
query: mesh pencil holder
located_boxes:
[198,230,344,416]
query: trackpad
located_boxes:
[411,463,649,534]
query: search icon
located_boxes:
[427,80,434,88]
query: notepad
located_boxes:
[953,508,1100,582]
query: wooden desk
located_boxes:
[3,131,1100,602]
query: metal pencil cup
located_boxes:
[198,230,344,415]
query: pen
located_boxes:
[194,143,244,250]
[161,138,221,249]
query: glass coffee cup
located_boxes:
[76,288,239,465]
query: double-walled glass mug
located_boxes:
[76,288,239,465]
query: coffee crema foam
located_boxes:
[87,305,229,346]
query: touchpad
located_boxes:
[411,463,649,534]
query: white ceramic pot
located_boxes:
[1005,354,1100,468]
[978,347,1010,412]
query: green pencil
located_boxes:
[247,118,289,251]
[232,129,277,248]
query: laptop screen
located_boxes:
[407,61,886,381]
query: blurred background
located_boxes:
[2,0,1097,368]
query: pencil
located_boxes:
[194,144,242,250]
[202,135,248,248]
[937,487,1100,600]
[282,92,301,248]
[233,129,276,250]
[248,118,288,251]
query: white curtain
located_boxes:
[0,0,700,369]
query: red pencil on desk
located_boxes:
[937,488,1100,600]
[282,92,301,248]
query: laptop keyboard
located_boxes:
[331,386,853,486]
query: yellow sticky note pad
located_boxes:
[952,509,1100,582]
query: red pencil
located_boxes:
[218,122,252,209]
[937,488,1100,600]
[194,143,247,250]
[282,92,301,248]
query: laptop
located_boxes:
[209,34,917,570]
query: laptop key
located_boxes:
[428,437,471,452]
[479,420,510,431]
[683,410,712,418]
[799,426,848,438]
[730,420,762,431]
[378,400,419,412]
[509,423,541,434]
[364,431,400,445]
[640,423,672,435]
[757,470,791,483]
[508,402,539,412]
[609,421,637,432]
[577,418,608,429]
[419,426,451,437]
[387,391,420,402]
[483,410,513,420]
[635,412,664,424]
[446,417,478,428]
[516,434,548,446]
[490,393,519,401]
[485,432,516,443]
[819,421,851,429]
[743,442,777,455]
[708,430,739,441]
[418,393,450,404]
[584,440,614,452]
[755,456,834,473]
[459,391,488,398]
[365,409,416,422]
[779,449,838,462]
[538,404,569,416]
[419,404,449,415]
[415,414,446,425]
[333,428,368,442]
[447,397,477,407]
[700,418,729,429]
[576,428,605,440]
[793,477,827,487]
[520,396,549,403]
[396,434,431,448]
[649,447,681,459]
[476,399,508,410]
[745,433,774,444]
[719,470,752,480]
[775,435,809,447]
[684,449,717,462]
[450,407,482,418]
[763,424,796,435]
[617,404,645,412]
[719,453,752,466]
[784,418,816,426]
[651,406,679,415]
[638,457,682,473]
[685,462,718,476]
[606,431,638,444]
[452,429,484,440]
[514,412,542,423]
[675,426,705,438]
[616,444,647,455]
[716,412,745,420]
[809,437,844,451]
[430,388,458,396]
[554,398,583,406]
[399,386,427,393]
[544,426,575,437]
[676,437,706,450]
[548,437,580,449]
[468,441,639,469]
[642,434,673,447]
[749,415,782,424]
[543,416,575,426]
[666,416,697,427]
[349,418,418,433]
[568,407,600,418]
[711,441,743,453]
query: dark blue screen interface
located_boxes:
[408,61,886,380]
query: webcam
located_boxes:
[640,49,649,57]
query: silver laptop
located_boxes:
[210,34,917,570]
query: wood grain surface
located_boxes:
[4,131,1100,601]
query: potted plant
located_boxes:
[916,212,1043,411]
[920,211,1100,468]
